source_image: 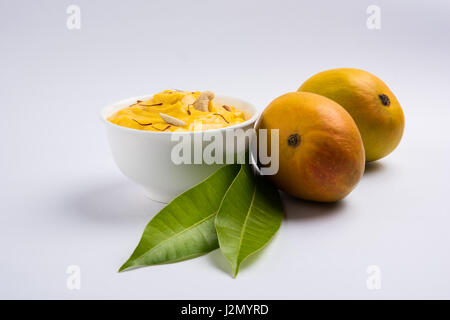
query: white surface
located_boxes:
[1,0,450,299]
[101,94,257,202]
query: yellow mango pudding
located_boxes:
[101,92,258,202]
[108,90,247,132]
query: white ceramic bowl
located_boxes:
[101,94,258,203]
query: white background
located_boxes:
[1,0,450,299]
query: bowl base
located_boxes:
[143,189,172,204]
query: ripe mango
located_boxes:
[298,68,405,162]
[257,92,365,202]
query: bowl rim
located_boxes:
[100,93,260,135]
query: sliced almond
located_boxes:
[159,113,187,127]
[222,105,232,112]
[181,94,196,106]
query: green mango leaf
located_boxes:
[119,164,240,272]
[215,164,284,277]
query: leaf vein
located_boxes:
[235,183,257,263]
[134,211,216,263]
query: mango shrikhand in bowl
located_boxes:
[108,90,247,132]
[101,90,258,202]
